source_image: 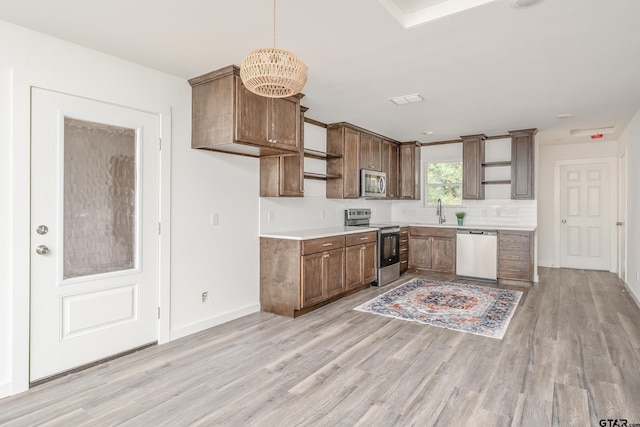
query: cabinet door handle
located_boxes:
[360,237,369,240]
[323,254,330,258]
[322,243,333,247]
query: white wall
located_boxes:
[260,122,393,233]
[537,141,618,268]
[0,20,260,397]
[619,109,640,303]
[0,63,12,397]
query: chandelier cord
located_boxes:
[272,0,276,48]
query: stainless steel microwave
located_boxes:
[360,169,387,198]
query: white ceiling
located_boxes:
[1,0,639,146]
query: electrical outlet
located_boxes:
[202,291,209,303]
[636,272,639,282]
[210,212,219,226]
[267,211,275,223]
[320,209,326,220]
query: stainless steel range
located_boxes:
[345,208,400,286]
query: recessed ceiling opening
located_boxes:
[378,0,499,28]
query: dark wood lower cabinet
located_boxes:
[301,247,345,308]
[399,226,409,273]
[301,252,325,307]
[497,230,533,283]
[345,242,377,290]
[261,232,371,317]
[324,248,346,299]
[408,227,456,273]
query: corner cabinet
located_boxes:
[189,65,302,157]
[510,129,536,200]
[462,134,486,200]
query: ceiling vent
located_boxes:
[389,94,423,105]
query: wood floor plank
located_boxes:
[552,382,590,426]
[0,268,639,426]
[511,393,553,427]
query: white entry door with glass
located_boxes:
[30,88,160,382]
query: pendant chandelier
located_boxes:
[240,0,307,98]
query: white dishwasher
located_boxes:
[456,229,498,281]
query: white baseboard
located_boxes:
[170,303,260,341]
[0,381,12,399]
[623,281,640,311]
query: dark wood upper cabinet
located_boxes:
[189,65,302,157]
[381,140,399,198]
[510,129,536,200]
[399,142,421,200]
[260,106,306,197]
[462,134,486,200]
[327,126,360,199]
[360,133,382,171]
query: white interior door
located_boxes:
[618,152,627,281]
[30,88,160,382]
[559,162,611,270]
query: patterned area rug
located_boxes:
[354,278,523,339]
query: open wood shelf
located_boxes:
[482,180,511,185]
[303,148,342,160]
[304,172,342,181]
[482,161,512,167]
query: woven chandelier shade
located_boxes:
[239,0,307,98]
[240,48,307,98]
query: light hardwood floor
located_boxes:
[1,268,640,426]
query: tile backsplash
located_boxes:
[260,196,536,233]
[391,198,537,227]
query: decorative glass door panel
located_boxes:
[63,118,138,280]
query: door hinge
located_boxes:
[158,222,161,235]
[157,307,161,319]
[159,138,162,151]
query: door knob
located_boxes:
[36,225,49,235]
[562,219,567,223]
[35,245,49,255]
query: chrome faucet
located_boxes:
[436,198,446,224]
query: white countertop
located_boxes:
[259,226,379,240]
[405,223,537,232]
[260,223,536,240]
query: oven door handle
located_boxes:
[380,227,401,234]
